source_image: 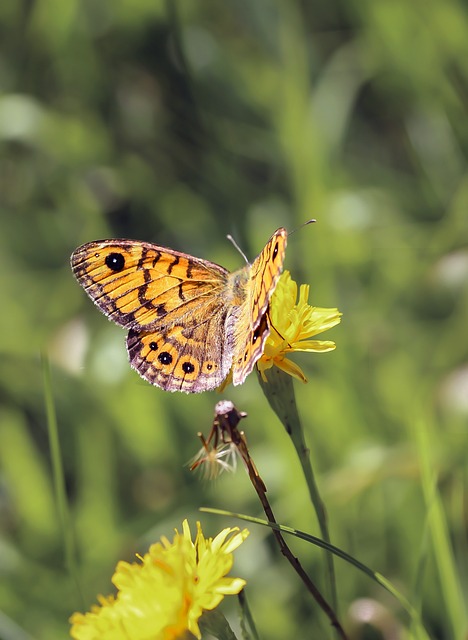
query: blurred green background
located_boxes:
[1,1,467,638]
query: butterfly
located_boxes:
[71,228,287,393]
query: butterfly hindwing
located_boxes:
[127,305,233,392]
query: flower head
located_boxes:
[190,401,248,479]
[257,271,342,383]
[190,438,239,479]
[70,520,249,640]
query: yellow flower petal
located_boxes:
[284,340,337,353]
[259,356,308,383]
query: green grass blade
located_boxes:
[41,355,83,607]
[201,507,431,639]
[414,414,468,639]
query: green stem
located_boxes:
[258,367,338,613]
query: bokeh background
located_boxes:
[1,1,467,638]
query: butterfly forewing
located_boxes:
[231,228,287,385]
[71,240,229,331]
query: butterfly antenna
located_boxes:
[289,218,316,235]
[226,234,249,265]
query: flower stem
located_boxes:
[258,367,338,613]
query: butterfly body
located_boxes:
[71,228,287,392]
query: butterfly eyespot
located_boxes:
[158,351,173,365]
[273,242,279,260]
[252,327,261,344]
[202,362,217,374]
[243,352,248,361]
[105,252,125,272]
[182,361,195,374]
[149,342,158,351]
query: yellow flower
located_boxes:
[257,270,342,383]
[70,520,249,640]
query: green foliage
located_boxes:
[1,0,467,638]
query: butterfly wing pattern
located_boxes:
[230,228,287,385]
[71,228,287,393]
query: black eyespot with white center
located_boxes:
[252,327,261,344]
[158,351,173,365]
[105,252,125,272]
[149,342,158,351]
[272,242,279,260]
[182,362,195,374]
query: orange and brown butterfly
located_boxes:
[70,228,287,393]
